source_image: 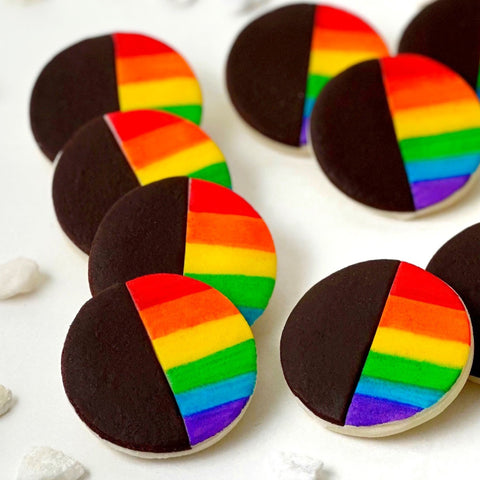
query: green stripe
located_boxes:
[154,104,202,125]
[400,128,480,162]
[185,273,275,309]
[305,74,330,99]
[166,339,256,394]
[190,162,232,188]
[362,352,461,392]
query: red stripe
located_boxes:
[188,179,260,218]
[105,110,182,142]
[381,54,458,84]
[315,6,376,33]
[113,33,174,58]
[126,273,210,312]
[389,262,465,311]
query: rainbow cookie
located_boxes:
[281,260,472,437]
[88,177,276,325]
[53,110,230,253]
[310,54,480,214]
[427,223,480,382]
[30,33,202,161]
[62,273,256,457]
[226,3,387,148]
[399,0,480,97]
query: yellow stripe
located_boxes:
[135,140,225,185]
[371,327,470,369]
[118,77,202,111]
[393,99,480,140]
[309,49,382,77]
[152,314,252,369]
[184,243,277,277]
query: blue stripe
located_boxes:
[175,372,256,417]
[404,153,480,182]
[303,98,316,118]
[238,306,264,326]
[356,376,444,409]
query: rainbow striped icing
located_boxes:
[184,179,276,325]
[126,274,256,447]
[381,55,480,210]
[345,262,471,428]
[105,110,230,187]
[113,33,202,125]
[300,6,388,145]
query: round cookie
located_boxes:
[310,54,480,215]
[30,33,202,161]
[53,110,230,254]
[62,273,257,457]
[226,3,388,148]
[280,260,473,437]
[427,223,480,382]
[399,0,480,95]
[88,177,276,325]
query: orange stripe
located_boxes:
[121,122,208,170]
[186,212,275,252]
[115,52,195,85]
[385,77,472,112]
[139,288,239,339]
[311,29,387,54]
[379,295,471,344]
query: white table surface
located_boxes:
[2,0,480,478]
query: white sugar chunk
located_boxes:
[269,452,324,480]
[0,258,41,300]
[0,385,13,416]
[221,0,267,13]
[17,447,85,480]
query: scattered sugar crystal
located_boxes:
[269,452,324,480]
[17,447,85,480]
[0,385,13,416]
[0,258,41,300]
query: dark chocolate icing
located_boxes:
[310,60,415,212]
[280,260,400,425]
[61,283,191,453]
[226,4,315,147]
[30,35,119,161]
[53,116,139,254]
[88,177,189,295]
[399,0,480,91]
[427,223,480,379]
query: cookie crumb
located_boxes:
[269,452,324,480]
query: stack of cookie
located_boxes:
[225,0,480,437]
[30,32,277,457]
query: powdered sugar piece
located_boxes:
[0,385,13,416]
[0,258,41,300]
[17,447,85,480]
[269,452,324,480]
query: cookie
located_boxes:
[53,110,230,253]
[88,177,276,325]
[399,0,480,95]
[226,3,388,147]
[30,33,202,161]
[310,54,480,215]
[280,260,472,437]
[427,223,480,382]
[62,273,257,457]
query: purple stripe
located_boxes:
[300,117,309,146]
[411,175,470,210]
[183,397,249,446]
[345,394,422,427]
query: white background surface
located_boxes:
[1,0,480,478]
